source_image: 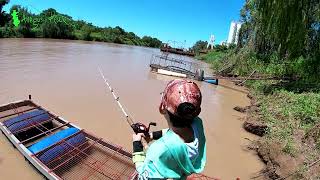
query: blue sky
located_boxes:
[4,0,244,48]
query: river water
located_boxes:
[0,39,264,179]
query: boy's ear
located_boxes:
[159,102,166,114]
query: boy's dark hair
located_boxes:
[167,102,196,128]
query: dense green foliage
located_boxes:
[239,0,320,60]
[0,3,162,48]
[198,0,319,81]
[0,0,10,26]
[191,40,208,53]
[241,0,319,78]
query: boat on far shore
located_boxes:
[160,44,195,57]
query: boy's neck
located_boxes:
[171,126,194,143]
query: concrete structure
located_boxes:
[227,21,242,45]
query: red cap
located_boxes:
[159,79,202,119]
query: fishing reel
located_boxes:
[131,122,157,137]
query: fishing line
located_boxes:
[98,67,134,126]
[97,67,156,135]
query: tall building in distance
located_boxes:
[227,21,242,45]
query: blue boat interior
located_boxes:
[3,109,47,127]
[2,106,88,164]
[28,127,81,154]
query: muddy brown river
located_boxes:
[0,39,264,179]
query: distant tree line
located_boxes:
[0,1,162,48]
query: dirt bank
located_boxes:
[235,92,320,180]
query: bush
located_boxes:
[0,25,21,37]
[18,24,36,38]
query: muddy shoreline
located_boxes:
[236,90,320,179]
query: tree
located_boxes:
[80,25,93,40]
[40,8,57,17]
[42,17,74,39]
[141,36,162,48]
[192,40,208,53]
[214,44,229,52]
[114,26,125,35]
[236,0,320,78]
[0,0,10,26]
[239,0,319,60]
[113,36,124,44]
[0,0,9,14]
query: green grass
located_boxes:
[196,50,232,72]
[196,51,227,63]
[283,138,298,156]
[248,81,320,156]
[316,139,320,150]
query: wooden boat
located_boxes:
[0,97,215,180]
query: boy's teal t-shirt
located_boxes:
[135,117,206,179]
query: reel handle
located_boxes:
[131,122,157,137]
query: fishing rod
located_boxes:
[98,67,156,136]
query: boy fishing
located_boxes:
[132,79,206,179]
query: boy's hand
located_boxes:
[132,133,145,142]
[133,133,150,150]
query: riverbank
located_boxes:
[238,82,320,179]
[197,50,320,179]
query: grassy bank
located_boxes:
[197,49,320,178]
[197,51,228,70]
[247,81,320,179]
